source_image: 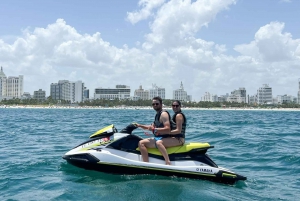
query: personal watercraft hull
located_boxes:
[63,152,246,184]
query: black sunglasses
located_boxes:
[152,103,160,106]
[172,105,180,107]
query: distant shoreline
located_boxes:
[1,105,300,111]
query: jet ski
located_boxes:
[62,123,247,184]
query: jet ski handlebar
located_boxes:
[119,123,139,134]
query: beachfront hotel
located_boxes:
[149,84,165,99]
[201,88,246,103]
[298,78,300,104]
[0,67,24,100]
[33,89,46,102]
[173,82,191,102]
[84,87,89,100]
[50,80,85,103]
[227,88,247,103]
[257,84,273,104]
[276,94,295,104]
[201,92,219,102]
[94,85,131,100]
[134,85,150,100]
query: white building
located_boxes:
[249,95,257,105]
[201,92,219,102]
[257,84,272,104]
[298,78,300,104]
[134,85,149,100]
[0,67,6,97]
[33,89,46,101]
[277,95,295,104]
[83,87,89,100]
[201,92,211,102]
[173,82,191,101]
[0,67,24,100]
[227,88,247,103]
[22,92,32,99]
[71,81,84,103]
[94,85,130,100]
[149,84,165,99]
[218,94,229,102]
[50,80,84,103]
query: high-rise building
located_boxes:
[201,92,211,102]
[173,82,191,101]
[50,80,84,103]
[227,87,247,103]
[0,67,23,99]
[277,94,294,104]
[33,89,46,101]
[71,81,84,103]
[50,80,68,101]
[22,92,31,99]
[134,85,149,100]
[0,67,6,97]
[84,87,89,100]
[249,95,257,105]
[94,85,130,100]
[218,93,229,102]
[149,84,165,99]
[257,84,272,104]
[298,79,300,104]
[201,92,218,102]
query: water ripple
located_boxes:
[0,108,299,200]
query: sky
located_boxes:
[1,0,300,101]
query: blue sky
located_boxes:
[1,0,300,100]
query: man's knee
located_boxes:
[155,140,163,146]
[139,139,149,147]
[138,140,144,147]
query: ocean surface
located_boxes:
[0,108,299,201]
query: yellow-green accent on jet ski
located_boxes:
[89,124,115,138]
[136,142,211,156]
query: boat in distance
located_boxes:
[62,123,247,184]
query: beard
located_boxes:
[154,106,162,112]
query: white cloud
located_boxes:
[142,0,236,50]
[1,1,300,101]
[234,22,300,62]
[126,0,166,24]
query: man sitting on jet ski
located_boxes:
[136,97,185,165]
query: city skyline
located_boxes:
[1,1,300,100]
[1,66,300,103]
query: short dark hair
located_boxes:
[173,100,181,106]
[153,96,162,104]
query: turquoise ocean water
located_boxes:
[0,108,299,201]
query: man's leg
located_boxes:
[155,140,171,165]
[138,138,156,162]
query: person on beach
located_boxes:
[136,97,184,165]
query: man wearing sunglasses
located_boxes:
[136,97,182,165]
